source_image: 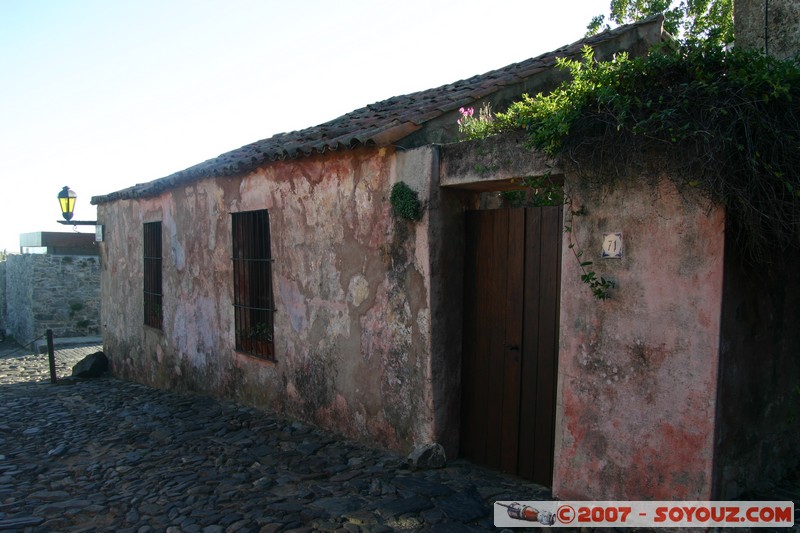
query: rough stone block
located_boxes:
[406,442,446,470]
[71,351,108,378]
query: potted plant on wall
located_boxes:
[240,322,273,356]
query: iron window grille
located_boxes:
[232,209,275,360]
[143,221,163,330]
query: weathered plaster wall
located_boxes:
[421,147,474,456]
[98,145,438,452]
[439,131,558,191]
[736,0,800,59]
[714,240,800,498]
[553,176,726,500]
[4,254,100,342]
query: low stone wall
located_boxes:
[3,254,100,343]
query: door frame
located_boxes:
[459,205,562,486]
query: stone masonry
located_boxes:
[2,254,100,343]
[736,0,800,59]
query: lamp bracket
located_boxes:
[57,220,97,226]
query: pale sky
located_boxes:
[0,0,609,253]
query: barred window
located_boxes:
[143,222,163,330]
[232,210,275,360]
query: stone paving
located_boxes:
[0,341,554,533]
[1,340,798,533]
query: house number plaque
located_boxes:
[601,232,623,258]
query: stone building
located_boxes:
[91,13,799,501]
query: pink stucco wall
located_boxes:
[97,145,439,452]
[553,177,726,500]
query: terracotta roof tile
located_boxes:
[92,15,666,205]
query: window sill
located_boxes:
[233,349,277,366]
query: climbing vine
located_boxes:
[498,173,614,299]
[564,204,615,300]
[466,43,800,264]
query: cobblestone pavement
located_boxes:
[0,341,554,532]
[1,341,798,533]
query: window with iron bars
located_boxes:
[232,210,275,360]
[143,221,163,330]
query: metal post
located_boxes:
[765,0,770,56]
[46,329,56,384]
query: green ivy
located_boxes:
[487,43,800,262]
[390,181,422,221]
[565,205,615,300]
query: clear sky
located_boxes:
[0,0,608,253]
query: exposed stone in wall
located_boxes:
[3,254,100,342]
[553,176,726,500]
[736,0,800,59]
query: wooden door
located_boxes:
[460,206,562,486]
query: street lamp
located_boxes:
[56,186,102,239]
[57,186,77,222]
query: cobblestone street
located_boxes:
[0,341,552,532]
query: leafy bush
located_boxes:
[487,44,800,261]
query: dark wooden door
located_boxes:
[460,206,562,486]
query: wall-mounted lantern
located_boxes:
[56,186,103,241]
[57,186,77,222]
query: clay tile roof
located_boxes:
[92,15,666,205]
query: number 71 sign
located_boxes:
[601,232,624,258]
